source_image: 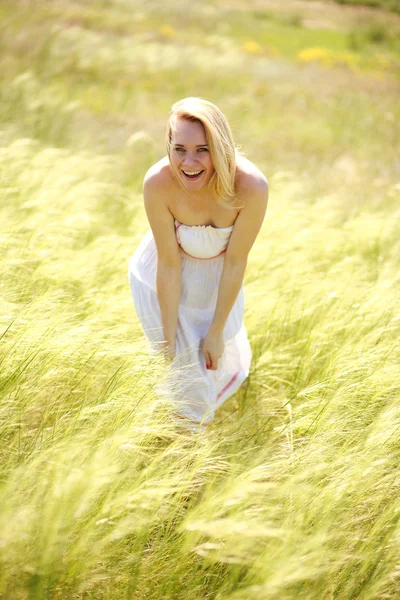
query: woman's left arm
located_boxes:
[202,176,269,370]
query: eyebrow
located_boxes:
[174,143,208,147]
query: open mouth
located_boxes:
[181,169,204,181]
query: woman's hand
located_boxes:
[159,340,175,364]
[201,329,225,371]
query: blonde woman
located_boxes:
[128,97,268,431]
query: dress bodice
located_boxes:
[129,218,245,342]
[174,219,233,260]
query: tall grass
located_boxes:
[0,0,399,598]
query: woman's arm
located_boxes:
[202,175,269,370]
[143,167,182,359]
[208,260,247,336]
[156,264,181,357]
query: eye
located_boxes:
[198,148,208,152]
[174,147,185,152]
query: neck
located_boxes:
[185,187,214,204]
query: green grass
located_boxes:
[0,0,400,598]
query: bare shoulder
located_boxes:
[224,157,268,263]
[235,155,268,196]
[142,157,181,266]
[235,155,269,215]
[142,157,174,220]
[143,156,174,190]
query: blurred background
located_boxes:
[1,0,399,170]
[1,1,400,599]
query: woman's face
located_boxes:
[169,117,215,191]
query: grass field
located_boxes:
[0,0,399,598]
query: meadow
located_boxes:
[0,0,399,598]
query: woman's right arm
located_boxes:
[143,168,182,359]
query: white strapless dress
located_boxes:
[127,219,252,425]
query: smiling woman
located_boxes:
[128,97,268,431]
[170,118,213,185]
[166,98,240,211]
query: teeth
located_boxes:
[183,170,202,176]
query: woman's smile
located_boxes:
[181,168,205,181]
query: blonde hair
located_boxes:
[165,97,244,209]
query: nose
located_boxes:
[182,151,199,165]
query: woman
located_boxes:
[128,97,268,431]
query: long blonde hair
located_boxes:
[165,97,244,210]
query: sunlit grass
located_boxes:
[0,0,399,598]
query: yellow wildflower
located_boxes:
[243,40,263,54]
[297,46,333,67]
[159,24,175,38]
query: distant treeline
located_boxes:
[328,0,400,15]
